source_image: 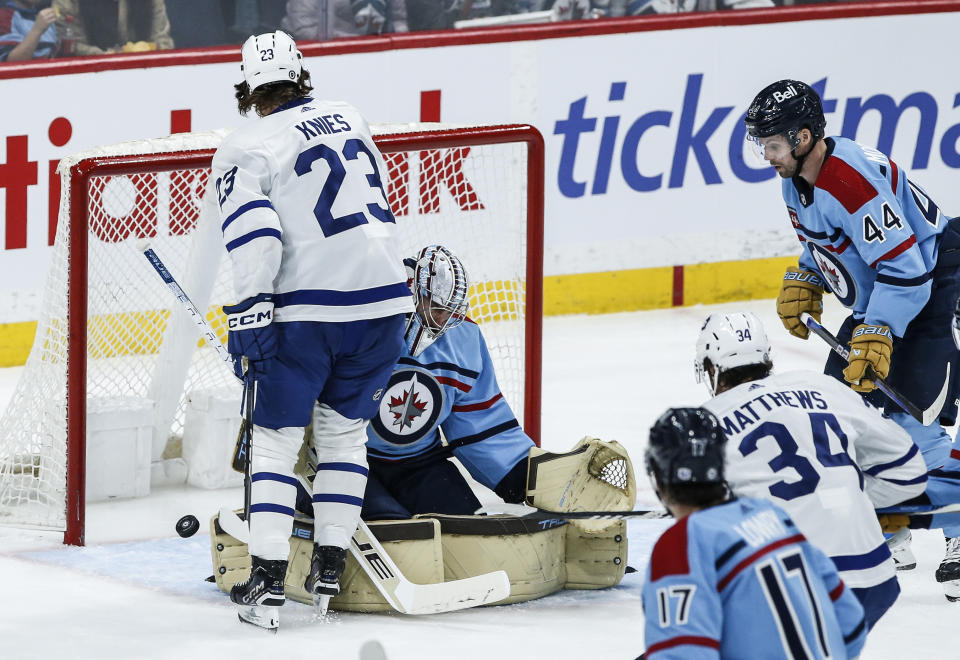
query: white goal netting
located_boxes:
[0,123,542,540]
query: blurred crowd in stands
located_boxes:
[0,0,883,62]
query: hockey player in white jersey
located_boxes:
[696,312,927,629]
[212,31,412,629]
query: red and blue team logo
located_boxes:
[370,369,445,445]
[809,242,858,308]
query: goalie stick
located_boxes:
[800,312,949,426]
[139,244,510,615]
[217,506,510,615]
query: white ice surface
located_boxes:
[0,298,955,659]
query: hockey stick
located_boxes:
[143,245,511,613]
[240,361,255,525]
[800,313,949,426]
[140,242,235,367]
[140,242,259,520]
[217,506,510,615]
[876,502,960,516]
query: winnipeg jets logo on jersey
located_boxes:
[808,242,858,308]
[370,369,444,445]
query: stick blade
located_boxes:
[393,570,511,614]
[922,363,950,426]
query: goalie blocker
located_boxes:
[212,437,637,610]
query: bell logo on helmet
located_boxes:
[772,85,798,103]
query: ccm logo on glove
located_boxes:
[227,305,273,329]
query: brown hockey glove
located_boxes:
[843,323,893,393]
[776,267,825,339]
[877,513,910,534]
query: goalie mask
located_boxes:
[404,245,469,357]
[240,31,302,91]
[695,312,772,396]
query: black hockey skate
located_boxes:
[231,556,287,630]
[304,544,347,616]
[935,537,960,602]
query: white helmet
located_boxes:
[240,31,302,91]
[695,312,772,396]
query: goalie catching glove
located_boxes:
[223,293,277,379]
[777,266,825,339]
[843,323,893,393]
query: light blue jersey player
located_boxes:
[641,408,867,660]
[746,79,960,600]
[361,245,535,518]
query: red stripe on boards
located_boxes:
[672,265,684,307]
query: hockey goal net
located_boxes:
[0,123,544,545]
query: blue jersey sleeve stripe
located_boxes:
[315,462,369,476]
[274,282,410,307]
[226,227,282,252]
[863,444,919,476]
[714,539,747,571]
[252,471,299,487]
[875,271,932,287]
[717,533,805,591]
[221,199,275,232]
[881,474,928,486]
[397,357,480,379]
[250,502,296,516]
[448,419,521,449]
[830,542,891,571]
[843,618,867,645]
[312,493,364,507]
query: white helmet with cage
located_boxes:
[695,312,773,396]
[404,245,470,357]
[240,31,302,91]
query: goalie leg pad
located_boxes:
[250,425,303,560]
[526,436,637,513]
[418,514,568,604]
[564,519,628,589]
[211,512,445,612]
[310,403,369,548]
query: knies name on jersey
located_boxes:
[294,113,353,140]
[719,389,828,437]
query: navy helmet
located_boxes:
[646,407,726,486]
[745,79,826,148]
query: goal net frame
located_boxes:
[1,123,543,546]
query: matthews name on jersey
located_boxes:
[704,370,926,592]
[643,497,866,659]
[786,136,948,337]
[366,318,534,492]
[211,96,412,322]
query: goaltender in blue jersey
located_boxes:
[641,408,867,660]
[361,245,534,519]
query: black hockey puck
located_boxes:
[176,514,200,538]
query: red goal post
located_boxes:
[0,123,543,546]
